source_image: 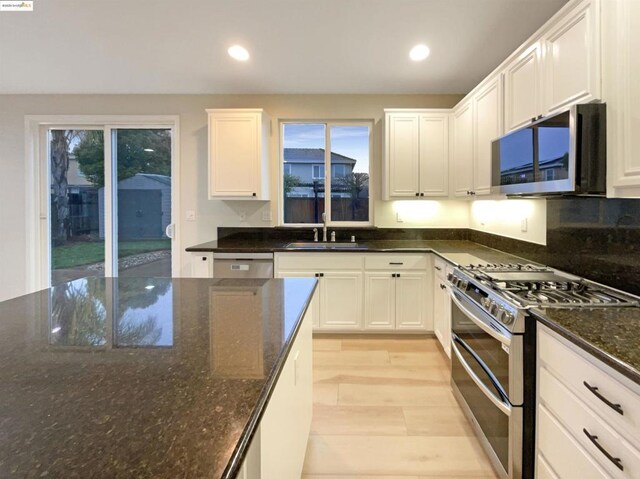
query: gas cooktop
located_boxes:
[458,262,639,309]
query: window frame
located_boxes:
[279,119,374,227]
[311,164,325,180]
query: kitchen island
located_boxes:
[0,277,317,479]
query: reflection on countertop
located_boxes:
[0,276,317,479]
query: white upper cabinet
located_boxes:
[503,0,601,132]
[207,109,270,200]
[385,110,449,199]
[603,0,640,197]
[473,76,503,195]
[386,113,421,197]
[542,0,601,114]
[504,43,543,132]
[451,100,475,197]
[419,114,449,197]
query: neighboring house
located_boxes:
[98,173,171,240]
[284,148,361,198]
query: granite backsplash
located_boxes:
[218,197,640,296]
[469,197,640,296]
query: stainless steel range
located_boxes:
[447,262,638,479]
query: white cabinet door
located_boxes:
[473,76,502,196]
[452,101,474,197]
[504,43,542,132]
[364,272,395,330]
[191,252,213,278]
[395,272,428,330]
[419,114,449,197]
[432,278,451,357]
[260,297,313,479]
[603,0,640,197]
[208,109,269,200]
[320,271,363,330]
[387,113,420,198]
[543,0,601,114]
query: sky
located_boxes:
[283,123,370,173]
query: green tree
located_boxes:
[74,129,171,187]
[283,173,301,195]
[50,130,81,245]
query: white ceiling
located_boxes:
[0,0,568,94]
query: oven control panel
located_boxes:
[447,269,522,331]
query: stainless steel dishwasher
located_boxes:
[212,252,274,278]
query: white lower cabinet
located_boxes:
[320,271,363,330]
[275,252,431,332]
[364,273,396,330]
[190,252,213,278]
[432,257,452,357]
[238,292,315,479]
[395,272,429,330]
[363,271,429,330]
[536,324,640,478]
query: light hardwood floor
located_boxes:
[302,336,499,479]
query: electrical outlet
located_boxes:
[521,218,528,232]
[185,210,196,221]
[396,212,403,223]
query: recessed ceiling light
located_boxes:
[409,44,430,62]
[228,45,250,62]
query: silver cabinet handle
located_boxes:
[451,337,511,416]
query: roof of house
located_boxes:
[136,173,172,186]
[283,148,357,165]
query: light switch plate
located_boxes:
[521,218,528,232]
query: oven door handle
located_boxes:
[452,335,512,416]
[450,289,511,346]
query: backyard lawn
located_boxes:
[52,240,171,269]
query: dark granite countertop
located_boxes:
[0,276,317,479]
[186,238,529,267]
[532,307,640,385]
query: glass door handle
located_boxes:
[165,223,175,239]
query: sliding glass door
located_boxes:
[47,125,175,286]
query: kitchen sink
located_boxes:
[285,242,360,249]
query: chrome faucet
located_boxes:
[322,212,328,242]
[313,228,318,242]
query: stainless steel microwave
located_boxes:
[491,103,606,196]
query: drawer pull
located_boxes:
[583,381,624,415]
[583,428,624,471]
[389,262,404,265]
[435,266,442,271]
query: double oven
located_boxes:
[448,275,534,479]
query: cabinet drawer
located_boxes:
[276,253,363,271]
[538,326,640,442]
[540,366,640,478]
[365,254,427,270]
[538,404,612,479]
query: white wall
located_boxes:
[0,93,463,301]
[468,198,547,245]
[375,200,470,228]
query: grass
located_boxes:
[52,239,171,270]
